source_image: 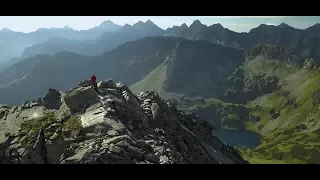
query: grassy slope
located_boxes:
[240,65,320,164]
[130,63,168,95]
[226,55,320,164]
[244,55,300,80]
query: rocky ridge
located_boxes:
[0,79,248,164]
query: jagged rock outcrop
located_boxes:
[0,79,248,164]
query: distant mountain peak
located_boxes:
[63,25,73,30]
[190,20,206,29]
[192,20,202,25]
[308,23,320,29]
[92,20,122,32]
[210,23,224,29]
[146,19,156,25]
[304,23,320,32]
[123,23,132,28]
[146,20,161,29]
[258,24,268,27]
[181,23,188,28]
[134,21,144,26]
[278,23,291,28]
[133,20,160,29]
[100,20,116,26]
[1,28,13,32]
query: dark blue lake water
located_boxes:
[212,130,262,149]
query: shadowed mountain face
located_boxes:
[162,39,244,97]
[0,37,244,105]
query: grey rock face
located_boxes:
[64,87,99,112]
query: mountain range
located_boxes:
[165,21,320,62]
[0,20,122,70]
[2,19,320,164]
[20,20,166,58]
[3,20,320,69]
[0,37,244,105]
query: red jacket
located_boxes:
[91,75,96,82]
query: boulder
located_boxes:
[79,79,93,87]
[37,98,43,105]
[116,82,124,89]
[64,87,99,112]
[101,88,120,96]
[97,81,107,88]
[144,153,159,164]
[43,88,62,110]
[46,135,66,164]
[98,79,116,89]
[271,112,280,119]
[106,79,117,89]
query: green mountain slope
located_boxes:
[241,66,320,164]
[221,44,320,163]
[223,44,302,104]
[130,63,168,94]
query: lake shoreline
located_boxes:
[212,130,262,149]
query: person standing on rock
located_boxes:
[91,73,97,89]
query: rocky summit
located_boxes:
[0,79,247,164]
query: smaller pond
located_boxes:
[212,130,262,149]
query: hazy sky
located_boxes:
[1,16,319,33]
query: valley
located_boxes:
[1,17,320,164]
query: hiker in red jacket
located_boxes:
[91,73,97,89]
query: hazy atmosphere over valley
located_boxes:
[1,16,320,164]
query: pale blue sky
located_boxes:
[1,16,319,33]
